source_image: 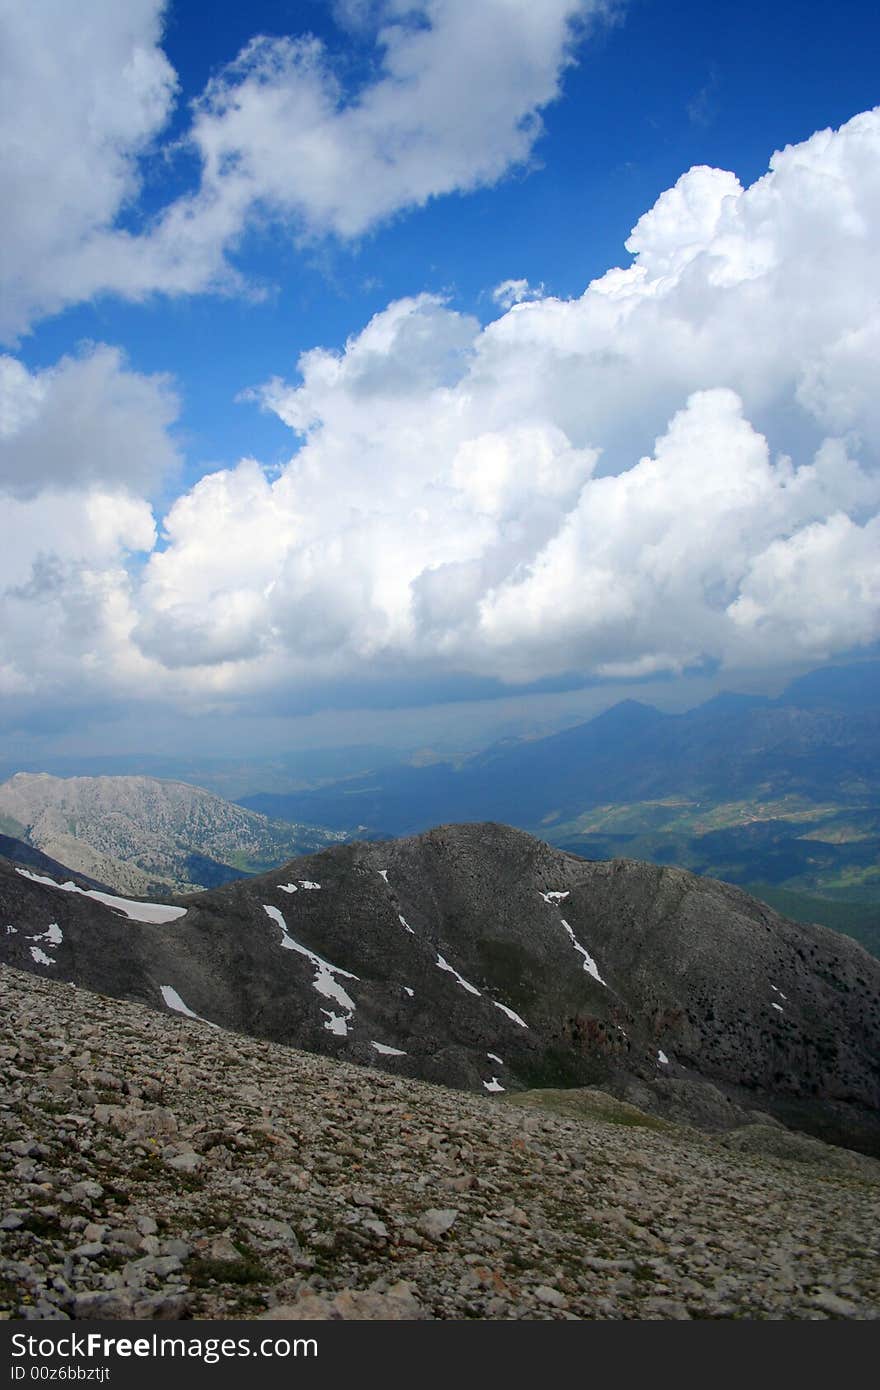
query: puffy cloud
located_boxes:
[0,0,177,338]
[0,0,604,337]
[0,341,176,700]
[0,488,157,699]
[0,346,180,499]
[472,390,879,680]
[126,109,880,693]
[728,513,880,659]
[4,107,880,712]
[492,278,545,308]
[182,1,600,241]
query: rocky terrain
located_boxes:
[0,773,344,895]
[2,822,879,1157]
[1,966,878,1321]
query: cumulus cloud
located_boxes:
[0,488,157,699]
[0,346,180,499]
[3,107,880,710]
[0,0,178,338]
[492,278,545,308]
[0,342,176,698]
[125,109,880,693]
[0,0,604,337]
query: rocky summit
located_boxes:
[0,772,343,896]
[2,822,879,1159]
[1,965,879,1321]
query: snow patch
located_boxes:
[378,869,389,883]
[371,1041,407,1056]
[540,890,570,904]
[38,923,63,947]
[262,904,358,1013]
[24,921,64,965]
[560,918,606,986]
[487,1052,503,1065]
[657,1049,669,1065]
[321,1010,350,1037]
[159,985,217,1026]
[770,1002,784,1013]
[398,913,415,935]
[771,984,788,1001]
[278,882,298,893]
[436,953,481,996]
[483,1077,505,1093]
[15,868,187,923]
[5,924,16,935]
[403,986,414,998]
[298,881,321,890]
[493,1000,528,1029]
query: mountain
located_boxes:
[2,822,878,1157]
[236,662,880,922]
[240,663,880,834]
[3,963,878,1321]
[0,772,345,896]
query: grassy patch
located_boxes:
[501,1087,674,1132]
[186,1252,269,1288]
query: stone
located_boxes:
[534,1285,568,1308]
[418,1208,459,1239]
[165,1150,201,1173]
[71,1291,134,1319]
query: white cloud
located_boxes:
[181,1,603,240]
[0,0,177,338]
[3,107,879,711]
[0,0,604,337]
[0,346,180,499]
[0,488,157,699]
[0,341,176,699]
[492,278,545,308]
[126,109,880,692]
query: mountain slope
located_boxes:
[3,963,878,1321]
[0,772,345,895]
[2,822,878,1156]
[240,663,880,835]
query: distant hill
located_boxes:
[241,663,880,832]
[234,665,880,926]
[2,821,879,1157]
[0,772,345,895]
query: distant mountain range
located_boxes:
[237,663,880,937]
[0,772,345,895]
[2,822,878,1157]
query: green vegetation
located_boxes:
[501,1087,674,1131]
[544,794,880,949]
[186,1251,269,1287]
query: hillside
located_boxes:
[2,822,879,1157]
[0,772,345,896]
[2,965,878,1321]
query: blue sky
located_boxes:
[1,0,879,763]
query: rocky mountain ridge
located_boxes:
[2,822,878,1157]
[0,772,344,896]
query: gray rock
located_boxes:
[418,1209,459,1239]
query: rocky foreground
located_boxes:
[1,965,879,1321]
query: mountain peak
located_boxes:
[3,820,878,1157]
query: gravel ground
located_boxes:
[1,964,878,1321]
